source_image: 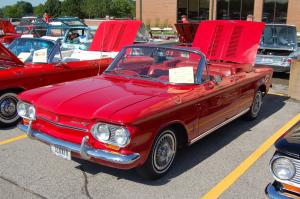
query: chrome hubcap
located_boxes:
[252,92,262,115]
[153,132,176,172]
[0,95,18,121]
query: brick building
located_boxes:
[136,0,300,31]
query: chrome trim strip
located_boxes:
[39,116,89,133]
[18,124,140,165]
[190,108,250,145]
[265,183,293,199]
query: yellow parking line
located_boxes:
[201,113,300,199]
[268,92,288,97]
[0,134,27,146]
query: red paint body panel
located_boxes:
[193,20,265,65]
[18,20,273,170]
[0,57,112,92]
[0,20,20,44]
[0,42,24,66]
[89,20,142,52]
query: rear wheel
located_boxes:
[244,90,263,120]
[0,92,20,127]
[136,129,177,180]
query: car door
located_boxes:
[191,78,240,142]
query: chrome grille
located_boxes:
[38,116,89,133]
[290,158,300,185]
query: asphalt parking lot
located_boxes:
[0,75,299,199]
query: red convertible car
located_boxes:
[18,20,273,179]
[0,20,142,127]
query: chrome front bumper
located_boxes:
[265,183,294,199]
[18,123,140,165]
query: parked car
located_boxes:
[256,24,299,72]
[42,18,88,42]
[17,20,272,179]
[265,120,300,198]
[0,19,20,46]
[61,26,95,50]
[0,20,143,127]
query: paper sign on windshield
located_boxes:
[32,48,47,63]
[17,52,31,62]
[169,67,194,84]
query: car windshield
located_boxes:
[135,24,151,43]
[48,28,66,37]
[260,25,297,50]
[9,39,55,63]
[65,28,92,44]
[106,46,204,84]
[29,28,47,37]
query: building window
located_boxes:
[262,0,288,23]
[216,0,254,20]
[177,0,209,22]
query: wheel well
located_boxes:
[0,88,25,96]
[167,123,188,149]
[258,85,267,96]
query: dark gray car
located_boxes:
[256,24,299,72]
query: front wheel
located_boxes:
[244,90,263,120]
[0,92,20,127]
[136,129,177,180]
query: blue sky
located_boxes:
[1,0,47,7]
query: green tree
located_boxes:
[109,0,134,18]
[61,0,84,18]
[2,1,33,18]
[82,0,108,18]
[3,6,19,18]
[44,0,61,17]
[34,4,45,17]
[16,1,33,16]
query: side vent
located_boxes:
[207,25,224,57]
[225,25,243,58]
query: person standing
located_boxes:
[181,15,189,23]
[43,12,49,23]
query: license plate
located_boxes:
[262,58,273,63]
[50,145,71,160]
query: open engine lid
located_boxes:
[192,20,265,65]
[89,20,142,52]
[0,20,17,34]
[175,23,199,43]
[0,42,24,66]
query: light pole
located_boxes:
[140,0,142,20]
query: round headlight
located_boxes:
[17,103,27,117]
[114,128,129,146]
[271,157,296,180]
[28,106,36,120]
[92,124,110,141]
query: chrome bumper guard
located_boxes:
[265,183,294,199]
[18,123,140,165]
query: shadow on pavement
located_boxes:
[73,94,290,185]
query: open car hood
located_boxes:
[89,20,142,52]
[0,20,17,34]
[0,42,24,66]
[192,20,265,65]
[275,122,300,158]
[175,23,199,43]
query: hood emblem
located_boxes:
[55,116,59,122]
